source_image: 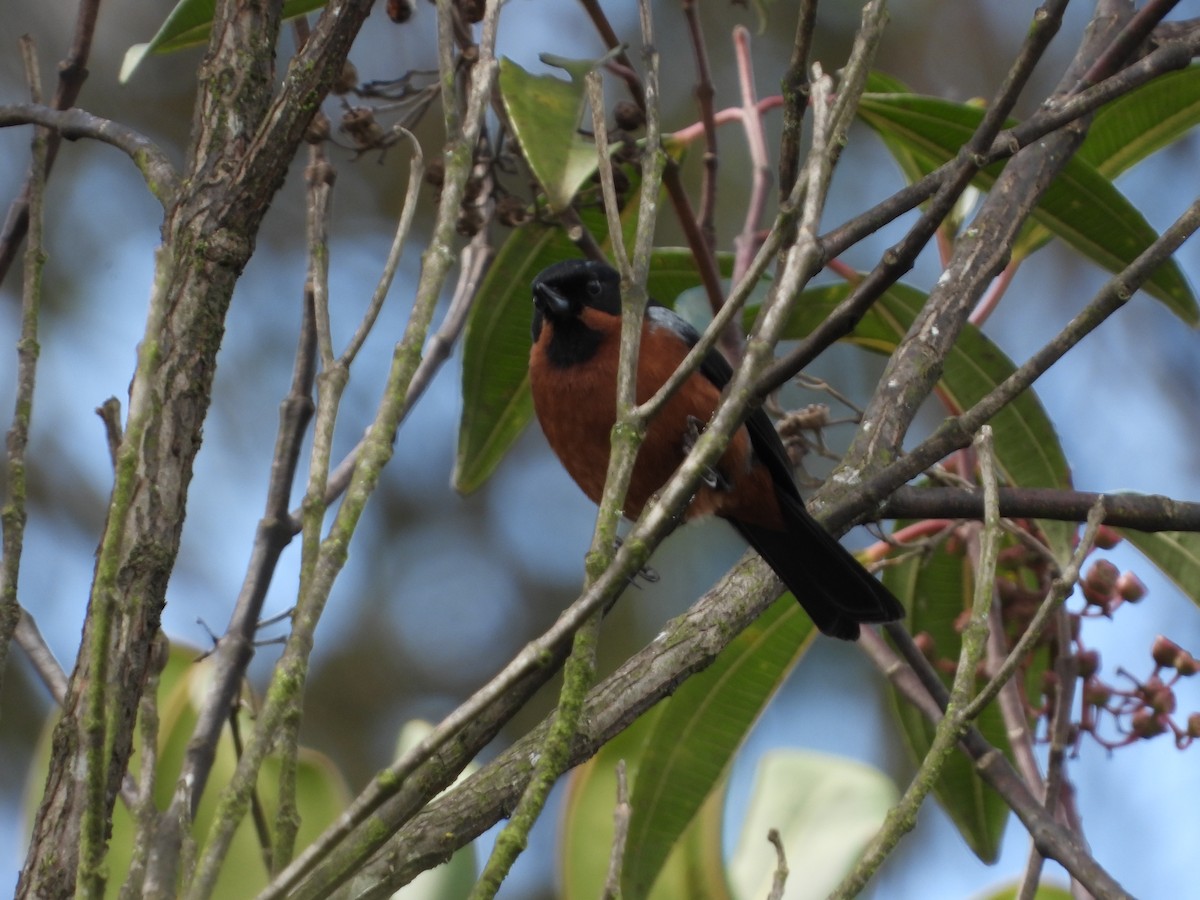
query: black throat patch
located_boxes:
[540,315,605,368]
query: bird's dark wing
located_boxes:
[653,304,903,637]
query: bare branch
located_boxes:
[0,0,103,286]
[0,104,179,205]
[830,192,1200,536]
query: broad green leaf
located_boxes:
[622,597,816,899]
[770,282,1074,558]
[499,56,603,213]
[769,281,1073,860]
[1013,64,1200,275]
[27,642,349,897]
[726,751,897,900]
[121,0,327,82]
[562,705,727,900]
[1077,65,1200,177]
[453,222,572,494]
[645,248,735,307]
[561,704,731,900]
[646,788,729,900]
[1119,529,1200,610]
[979,881,1074,900]
[858,76,1198,323]
[883,538,1013,861]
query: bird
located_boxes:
[527,258,904,640]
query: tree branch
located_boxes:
[880,486,1200,532]
[0,0,103,287]
[829,191,1200,535]
[0,104,179,205]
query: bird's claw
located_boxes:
[684,415,729,491]
[614,537,660,587]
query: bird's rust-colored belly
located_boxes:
[530,316,781,527]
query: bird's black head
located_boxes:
[530,260,622,343]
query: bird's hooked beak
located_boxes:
[532,280,573,319]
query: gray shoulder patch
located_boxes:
[646,304,701,347]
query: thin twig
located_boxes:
[777,0,818,201]
[828,194,1200,537]
[0,36,48,697]
[14,607,67,704]
[118,635,167,900]
[339,128,424,366]
[0,104,179,205]
[600,761,631,900]
[730,26,773,300]
[244,2,508,894]
[758,0,1070,398]
[0,0,103,286]
[880,485,1200,532]
[966,501,1107,721]
[766,829,789,900]
[681,0,718,255]
[575,0,726,328]
[470,7,664,894]
[832,427,1002,898]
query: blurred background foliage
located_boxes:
[2,1,1199,897]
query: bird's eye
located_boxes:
[586,279,602,298]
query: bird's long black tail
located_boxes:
[731,491,904,640]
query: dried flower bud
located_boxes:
[332,60,358,96]
[340,106,385,149]
[1188,713,1200,739]
[1083,680,1111,707]
[305,114,331,144]
[424,158,445,189]
[1116,571,1147,602]
[1131,708,1167,739]
[1084,559,1119,594]
[613,100,645,131]
[1094,525,1123,550]
[1082,559,1119,607]
[496,195,529,228]
[1176,653,1197,677]
[1143,677,1176,716]
[387,0,416,23]
[1077,649,1101,679]
[456,205,485,237]
[1152,635,1184,669]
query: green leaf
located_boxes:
[726,751,897,900]
[27,642,350,896]
[622,597,816,899]
[561,704,731,900]
[978,880,1074,900]
[644,248,734,308]
[858,76,1198,323]
[1119,529,1200,610]
[1077,65,1200,177]
[771,282,1074,557]
[453,222,571,495]
[883,540,1013,861]
[770,281,1075,860]
[499,56,604,213]
[645,788,729,900]
[121,0,327,82]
